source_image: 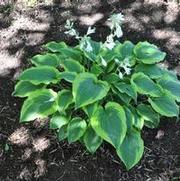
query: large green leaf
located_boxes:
[148,95,179,117]
[12,81,44,97]
[61,59,84,73]
[114,82,137,100]
[131,72,163,97]
[57,90,73,112]
[45,41,67,52]
[83,126,102,153]
[158,78,180,102]
[117,129,144,170]
[137,104,160,128]
[115,41,135,65]
[91,102,127,148]
[59,72,77,83]
[50,113,69,129]
[135,64,163,79]
[73,73,109,108]
[20,89,57,122]
[31,53,59,67]
[67,117,87,143]
[19,66,60,85]
[134,41,166,64]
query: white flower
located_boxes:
[114,25,123,38]
[85,40,93,52]
[108,13,124,29]
[65,19,74,29]
[100,56,107,67]
[86,27,96,36]
[104,34,116,49]
[118,71,123,79]
[108,13,124,38]
[115,58,120,64]
[64,19,80,39]
[124,67,131,75]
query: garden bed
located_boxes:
[0,0,180,180]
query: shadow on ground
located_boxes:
[0,0,180,180]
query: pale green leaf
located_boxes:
[131,72,163,97]
[57,90,73,112]
[134,41,166,64]
[83,126,102,153]
[61,59,84,73]
[67,117,87,143]
[73,73,109,108]
[148,95,179,117]
[50,113,69,129]
[13,81,44,97]
[137,104,160,128]
[91,102,127,148]
[19,66,60,85]
[20,89,57,122]
[31,53,59,67]
[117,129,144,170]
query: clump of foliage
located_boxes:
[13,13,180,170]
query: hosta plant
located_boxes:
[13,13,180,170]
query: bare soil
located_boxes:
[0,0,180,180]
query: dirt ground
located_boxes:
[0,0,180,180]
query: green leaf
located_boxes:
[111,87,131,104]
[114,82,137,100]
[131,72,163,97]
[12,81,44,97]
[83,126,102,153]
[91,102,127,148]
[90,64,103,76]
[83,39,101,61]
[67,117,87,143]
[59,72,77,83]
[83,102,98,118]
[158,78,180,102]
[161,69,178,81]
[123,106,134,131]
[61,47,83,61]
[130,106,144,130]
[31,53,59,67]
[148,95,179,117]
[137,104,160,128]
[115,41,135,66]
[19,66,60,85]
[134,41,166,64]
[61,59,84,73]
[73,73,110,108]
[103,73,120,84]
[20,89,57,122]
[57,125,68,141]
[135,64,163,79]
[45,41,67,52]
[57,90,73,112]
[117,129,144,170]
[50,113,69,129]
[98,47,115,63]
